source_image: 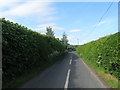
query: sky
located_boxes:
[0,0,118,45]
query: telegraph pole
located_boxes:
[77,38,79,45]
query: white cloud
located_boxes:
[0,0,20,9]
[93,19,113,27]
[67,35,90,45]
[54,26,65,31]
[54,35,77,44]
[78,40,90,45]
[40,32,46,35]
[94,21,107,27]
[33,23,65,32]
[69,29,81,32]
[41,17,58,22]
[67,35,76,41]
[33,23,55,31]
[55,35,62,39]
[67,35,79,45]
[0,0,55,17]
[5,18,16,23]
[0,0,58,30]
[52,0,118,2]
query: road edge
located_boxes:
[79,57,112,88]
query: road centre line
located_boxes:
[64,54,72,89]
[69,59,72,65]
[69,54,72,65]
[64,69,71,89]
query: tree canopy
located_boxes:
[61,32,68,45]
[46,26,54,37]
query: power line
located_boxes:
[98,2,113,23]
[85,2,114,38]
[85,1,115,59]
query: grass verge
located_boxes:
[77,54,119,88]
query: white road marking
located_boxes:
[69,54,72,65]
[64,69,71,89]
[69,59,72,65]
[81,59,106,88]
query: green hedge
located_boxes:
[77,32,120,80]
[2,18,66,85]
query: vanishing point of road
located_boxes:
[20,51,108,88]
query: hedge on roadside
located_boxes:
[2,18,66,84]
[77,32,120,80]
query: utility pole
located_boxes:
[118,1,120,32]
[77,38,79,45]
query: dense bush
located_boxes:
[67,45,77,51]
[2,18,66,84]
[77,32,120,80]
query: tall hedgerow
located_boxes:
[2,18,66,85]
[77,32,120,80]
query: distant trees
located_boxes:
[61,32,68,45]
[46,26,54,37]
[45,27,69,47]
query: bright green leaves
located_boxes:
[77,32,120,80]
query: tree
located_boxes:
[46,26,54,37]
[61,32,68,45]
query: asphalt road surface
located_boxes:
[0,68,1,89]
[20,51,107,88]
